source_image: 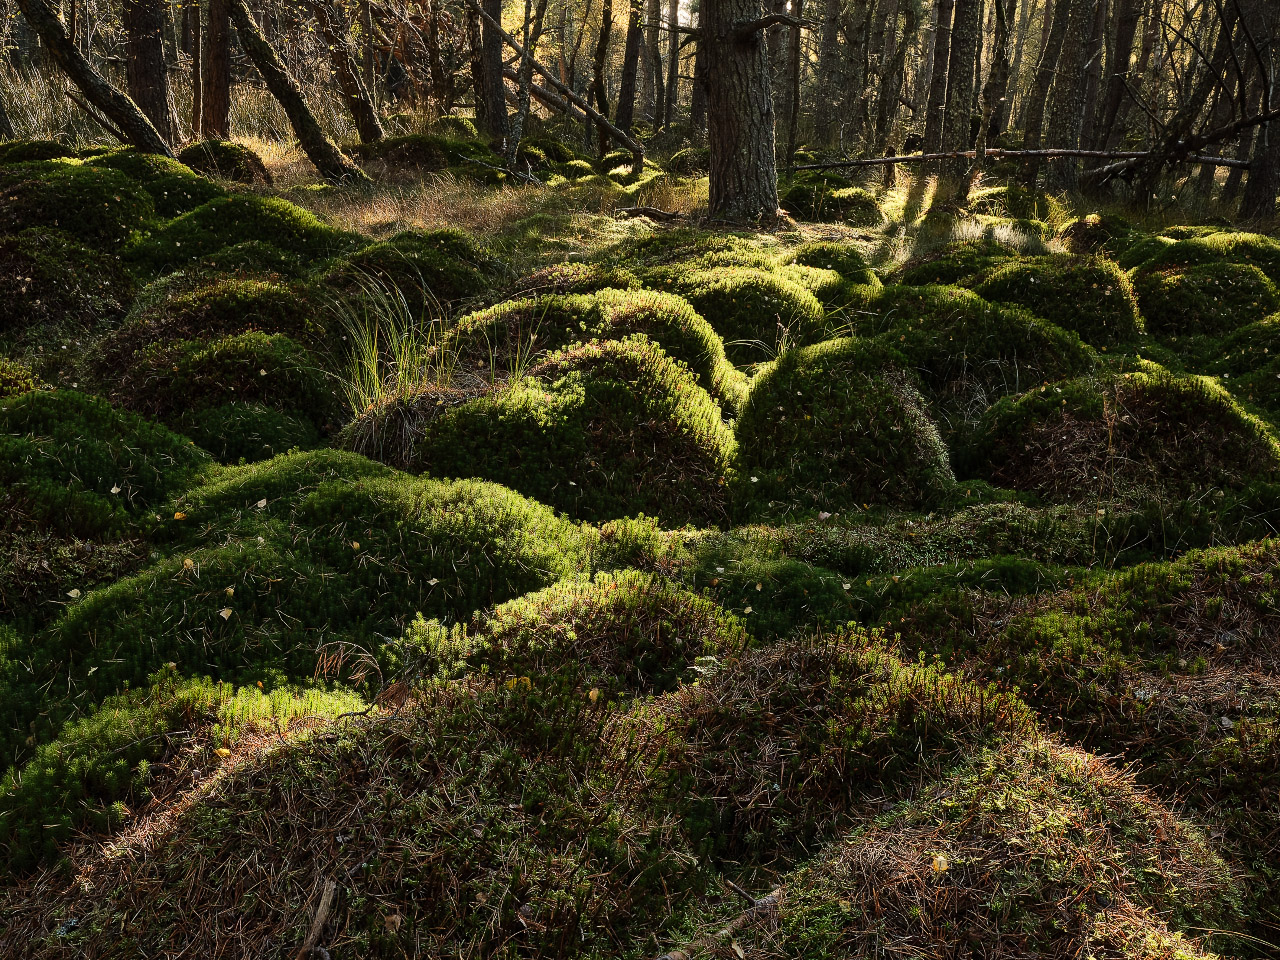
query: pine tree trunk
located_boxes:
[876,0,917,150]
[201,0,231,138]
[1042,0,1097,191]
[1096,0,1141,148]
[814,0,843,143]
[310,0,384,143]
[592,0,614,152]
[690,25,708,141]
[784,0,803,165]
[643,0,660,119]
[226,0,369,182]
[921,0,955,155]
[0,86,15,140]
[936,0,980,198]
[1020,0,1071,184]
[480,0,508,141]
[468,4,488,130]
[123,0,176,143]
[190,0,202,135]
[16,0,173,154]
[615,0,643,132]
[1239,0,1278,220]
[1077,0,1107,150]
[976,0,1014,154]
[704,0,780,222]
[664,0,679,127]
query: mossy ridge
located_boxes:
[0,390,212,540]
[350,132,505,176]
[1214,315,1280,418]
[779,180,884,225]
[0,160,155,247]
[402,569,751,698]
[643,266,826,366]
[1058,211,1143,257]
[1134,261,1280,345]
[320,228,495,313]
[971,254,1144,348]
[124,194,364,276]
[176,402,322,464]
[0,140,75,164]
[893,236,1020,286]
[445,287,747,411]
[605,227,774,270]
[85,148,225,218]
[1134,231,1280,284]
[380,337,734,525]
[732,336,954,518]
[176,139,273,186]
[508,261,642,297]
[961,367,1280,504]
[684,739,1240,960]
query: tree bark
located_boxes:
[704,0,780,221]
[16,0,173,154]
[201,0,231,138]
[123,0,176,143]
[643,0,661,119]
[784,0,803,165]
[876,0,918,151]
[1095,0,1140,149]
[0,88,15,140]
[1020,0,1071,184]
[506,0,551,163]
[592,0,614,153]
[976,0,1015,156]
[936,0,980,198]
[310,0,384,144]
[480,0,508,141]
[815,0,843,142]
[615,0,643,132]
[1043,0,1098,191]
[1240,0,1279,220]
[226,0,369,182]
[664,0,679,128]
[468,3,488,131]
[190,0,203,135]
[690,28,708,141]
[921,0,955,155]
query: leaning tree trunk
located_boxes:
[784,0,802,166]
[975,0,1015,158]
[310,0,384,143]
[921,0,955,155]
[227,0,369,182]
[1239,0,1279,220]
[123,0,176,143]
[202,0,231,137]
[615,0,644,133]
[480,0,508,141]
[15,0,172,154]
[704,0,781,222]
[935,0,980,200]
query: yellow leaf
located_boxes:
[67,588,81,599]
[183,558,195,571]
[215,747,232,758]
[218,608,233,620]
[588,687,600,702]
[173,511,187,520]
[932,853,949,874]
[351,541,360,550]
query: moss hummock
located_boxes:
[86,148,225,217]
[0,160,155,247]
[177,139,273,186]
[1134,261,1280,342]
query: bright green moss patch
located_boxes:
[351,132,504,172]
[644,266,826,365]
[894,236,1020,286]
[733,336,954,517]
[508,261,641,297]
[176,139,273,186]
[1057,211,1141,256]
[1134,262,1280,341]
[125,194,363,274]
[971,254,1143,348]
[780,180,883,225]
[445,288,747,411]
[1136,230,1280,283]
[0,356,38,398]
[352,337,735,525]
[0,160,155,247]
[962,368,1280,503]
[321,228,494,311]
[0,140,75,164]
[86,148,225,218]
[783,240,876,281]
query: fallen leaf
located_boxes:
[215,747,232,758]
[67,588,81,599]
[218,608,233,620]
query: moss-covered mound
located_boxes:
[444,288,747,410]
[1134,261,1280,341]
[0,228,134,338]
[1058,211,1140,256]
[125,194,362,274]
[644,266,826,365]
[782,240,878,284]
[175,402,322,464]
[1215,315,1280,415]
[0,160,154,246]
[407,570,750,697]
[351,133,504,173]
[971,254,1143,348]
[733,337,954,516]
[320,228,493,311]
[608,228,770,269]
[508,261,641,297]
[665,146,709,174]
[0,139,75,164]
[687,739,1239,960]
[85,148,225,218]
[176,139,273,186]
[0,390,211,538]
[962,368,1280,503]
[894,236,1020,286]
[780,180,883,225]
[349,337,735,525]
[966,183,1064,222]
[1134,230,1280,283]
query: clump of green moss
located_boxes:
[351,337,734,525]
[1134,262,1280,341]
[508,261,641,297]
[0,139,75,164]
[894,236,1019,286]
[175,401,322,464]
[608,227,769,269]
[1134,230,1280,283]
[444,288,747,411]
[321,228,494,311]
[967,183,1065,222]
[0,357,39,398]
[176,139,273,185]
[1214,315,1280,416]
[0,229,135,339]
[1057,211,1140,256]
[0,390,210,539]
[351,133,503,172]
[86,148,225,217]
[125,194,363,275]
[971,254,1143,348]
[780,179,883,225]
[733,336,954,517]
[961,367,1280,503]
[0,160,155,246]
[426,115,480,139]
[665,146,709,174]
[644,266,826,365]
[783,240,877,283]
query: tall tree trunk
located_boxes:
[815,0,843,142]
[615,0,643,132]
[704,0,780,221]
[592,0,614,153]
[468,3,488,130]
[507,0,551,163]
[784,0,803,165]
[1240,0,1278,220]
[310,0,383,143]
[1005,0,1033,127]
[664,0,679,127]
[1096,0,1141,148]
[1020,0,1071,184]
[877,0,918,150]
[123,0,176,143]
[976,0,1014,156]
[201,0,231,138]
[870,0,902,148]
[690,28,708,141]
[936,0,980,199]
[643,0,660,119]
[0,88,15,140]
[190,0,202,135]
[1076,0,1107,150]
[912,0,940,120]
[921,0,955,155]
[1042,0,1097,191]
[16,0,173,154]
[226,0,369,182]
[480,0,508,141]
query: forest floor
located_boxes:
[1,125,1280,959]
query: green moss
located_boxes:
[780,181,883,225]
[962,368,1280,503]
[198,239,308,277]
[0,160,155,246]
[0,356,39,398]
[894,236,1019,286]
[1215,315,1280,415]
[553,158,595,180]
[1057,211,1140,256]
[966,183,1065,222]
[445,288,747,411]
[177,402,322,463]
[321,228,494,310]
[0,139,75,164]
[351,133,503,171]
[644,266,826,365]
[0,390,211,539]
[508,261,641,297]
[124,194,363,275]
[1136,231,1280,283]
[665,146,709,174]
[86,148,225,217]
[783,240,874,280]
[1134,262,1280,341]
[608,228,769,269]
[733,336,954,516]
[971,255,1143,348]
[176,139,273,186]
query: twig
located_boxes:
[616,205,684,221]
[64,89,127,143]
[294,878,338,960]
[654,887,783,960]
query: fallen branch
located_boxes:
[65,90,128,144]
[294,878,338,960]
[617,205,684,220]
[502,66,586,122]
[654,887,783,960]
[786,147,1257,172]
